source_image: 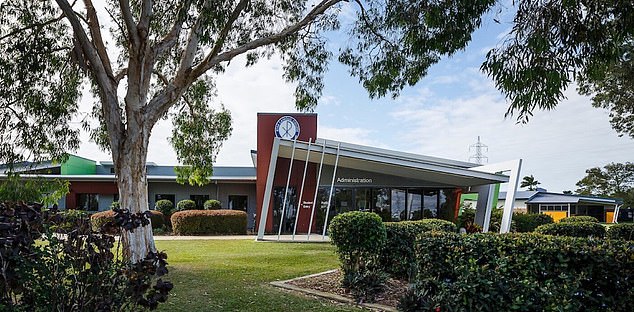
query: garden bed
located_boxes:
[273,269,407,311]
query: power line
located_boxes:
[469,136,488,164]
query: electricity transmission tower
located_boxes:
[469,136,488,164]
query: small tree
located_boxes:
[520,175,541,191]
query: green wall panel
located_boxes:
[61,155,96,175]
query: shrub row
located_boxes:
[91,209,165,233]
[155,199,174,216]
[170,210,246,235]
[535,221,605,238]
[203,199,222,210]
[176,199,196,211]
[401,232,634,311]
[560,215,599,223]
[380,219,457,278]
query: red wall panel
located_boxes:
[256,113,318,233]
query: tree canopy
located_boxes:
[482,0,634,132]
[576,162,634,208]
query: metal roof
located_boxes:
[276,138,509,187]
[499,191,538,200]
[525,192,621,205]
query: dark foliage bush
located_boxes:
[607,223,634,240]
[400,232,634,312]
[513,213,554,232]
[328,211,387,303]
[92,209,165,232]
[176,199,196,211]
[155,199,174,217]
[380,219,457,279]
[535,221,606,238]
[560,215,599,223]
[203,199,222,210]
[0,202,173,311]
[170,209,247,235]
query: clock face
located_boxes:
[274,116,300,140]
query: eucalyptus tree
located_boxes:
[0,0,496,262]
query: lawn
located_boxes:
[155,239,362,312]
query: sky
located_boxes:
[76,2,634,193]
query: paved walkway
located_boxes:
[154,234,330,242]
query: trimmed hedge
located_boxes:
[176,199,196,211]
[608,223,634,240]
[400,232,634,311]
[560,215,599,223]
[329,211,387,302]
[155,199,174,216]
[513,213,554,232]
[380,219,457,279]
[91,210,165,233]
[203,199,222,210]
[535,221,605,238]
[170,209,247,235]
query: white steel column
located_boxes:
[292,138,312,240]
[482,184,496,233]
[322,142,341,239]
[613,204,620,223]
[277,139,297,240]
[307,140,326,240]
[567,203,571,218]
[257,137,281,240]
[470,159,523,234]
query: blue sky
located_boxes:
[77,2,634,193]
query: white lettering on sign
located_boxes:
[336,177,373,184]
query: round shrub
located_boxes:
[607,223,634,241]
[91,210,116,234]
[171,210,247,235]
[328,211,387,302]
[560,215,599,223]
[176,199,196,211]
[91,209,165,233]
[329,211,387,257]
[110,201,120,209]
[535,221,606,238]
[513,213,554,232]
[203,199,222,210]
[155,199,174,216]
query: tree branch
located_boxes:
[138,0,152,41]
[55,0,123,158]
[83,0,113,77]
[199,0,249,66]
[0,15,64,42]
[190,0,343,79]
[118,0,139,48]
[153,0,195,57]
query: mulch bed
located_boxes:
[287,269,408,309]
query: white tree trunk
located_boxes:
[116,122,157,263]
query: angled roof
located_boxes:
[499,191,538,200]
[525,192,621,205]
[276,138,509,187]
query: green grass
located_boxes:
[155,240,362,312]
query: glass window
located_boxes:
[407,189,423,220]
[373,188,391,222]
[228,195,248,212]
[190,195,209,210]
[273,187,296,234]
[355,188,372,212]
[437,189,458,222]
[423,190,438,218]
[76,193,99,211]
[391,189,407,221]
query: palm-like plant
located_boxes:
[521,175,541,191]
